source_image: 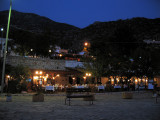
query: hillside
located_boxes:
[0,10,81,51]
[81,18,160,42]
[0,10,160,55]
[0,10,79,32]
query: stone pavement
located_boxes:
[0,92,160,120]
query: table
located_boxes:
[148,83,154,89]
[139,86,145,90]
[45,86,55,91]
[77,86,85,88]
[114,86,121,89]
[98,86,105,91]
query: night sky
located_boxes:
[0,0,160,28]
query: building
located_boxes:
[6,56,84,86]
[0,38,18,57]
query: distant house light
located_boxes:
[84,42,88,46]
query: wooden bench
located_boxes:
[155,89,160,103]
[65,88,94,106]
[156,94,160,103]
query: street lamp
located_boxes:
[86,73,91,77]
[52,74,60,85]
[1,0,12,94]
[84,42,88,46]
[1,28,4,57]
[83,76,86,84]
[53,74,60,79]
[30,49,34,57]
[35,71,43,85]
[1,28,3,32]
[85,72,92,84]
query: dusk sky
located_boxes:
[0,0,160,28]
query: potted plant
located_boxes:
[32,85,44,102]
[6,93,12,102]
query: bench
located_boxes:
[65,88,94,106]
[155,89,160,103]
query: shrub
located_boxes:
[7,80,19,93]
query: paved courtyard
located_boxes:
[0,92,160,120]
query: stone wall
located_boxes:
[6,56,66,70]
[6,56,84,70]
[65,60,84,68]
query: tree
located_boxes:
[132,47,153,79]
[0,58,13,85]
[10,65,31,83]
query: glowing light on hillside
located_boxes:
[84,42,88,46]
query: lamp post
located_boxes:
[1,28,3,57]
[83,42,89,52]
[30,49,33,57]
[85,73,92,84]
[53,74,60,85]
[35,71,43,85]
[49,49,51,58]
[1,0,12,94]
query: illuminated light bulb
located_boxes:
[84,42,88,46]
[34,76,38,79]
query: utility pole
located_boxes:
[1,0,12,94]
